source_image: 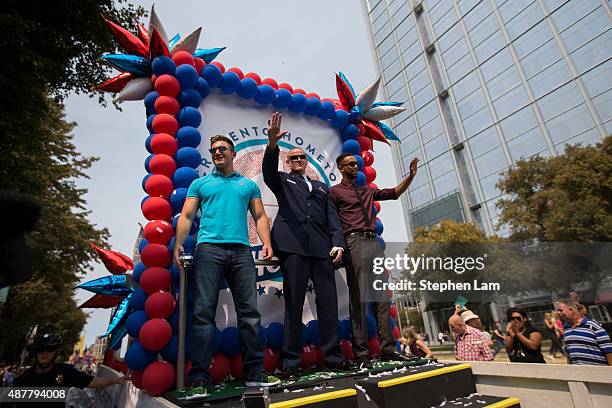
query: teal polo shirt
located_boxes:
[186,170,261,246]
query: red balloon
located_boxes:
[140,266,171,294]
[145,174,174,199]
[263,347,279,373]
[278,83,293,93]
[194,58,206,74]
[131,370,144,389]
[209,353,230,383]
[373,201,381,213]
[316,346,324,367]
[142,361,175,396]
[368,337,381,358]
[152,114,179,135]
[293,88,306,95]
[211,61,225,73]
[340,339,354,361]
[360,151,374,166]
[389,304,398,320]
[139,318,172,351]
[142,197,172,221]
[393,326,401,339]
[369,182,379,190]
[141,243,171,268]
[227,67,244,79]
[155,74,181,97]
[245,72,262,85]
[357,136,372,152]
[144,220,174,245]
[262,78,278,90]
[306,92,320,99]
[150,133,178,156]
[151,74,157,86]
[357,124,366,137]
[363,166,377,184]
[229,353,243,379]
[154,96,180,116]
[300,345,317,369]
[172,50,195,67]
[144,291,175,319]
[149,154,176,178]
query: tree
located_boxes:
[0,1,145,363]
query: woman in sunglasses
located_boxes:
[504,308,545,363]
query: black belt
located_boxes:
[346,230,377,238]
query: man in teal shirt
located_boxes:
[174,135,279,399]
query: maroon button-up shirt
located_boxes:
[330,179,398,234]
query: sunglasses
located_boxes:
[342,161,358,168]
[36,347,58,353]
[289,154,307,161]
[209,146,230,154]
[510,316,523,321]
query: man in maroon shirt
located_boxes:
[330,153,418,366]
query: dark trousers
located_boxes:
[278,252,343,369]
[344,235,395,359]
[188,243,264,384]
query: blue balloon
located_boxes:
[376,219,384,236]
[183,234,197,254]
[191,216,200,235]
[125,310,149,337]
[213,327,222,353]
[133,262,146,283]
[318,101,336,120]
[254,84,276,105]
[341,124,359,141]
[389,317,395,329]
[168,237,175,254]
[130,287,148,311]
[372,203,379,216]
[142,173,152,192]
[396,340,401,352]
[144,155,153,172]
[366,315,377,339]
[145,134,154,153]
[331,110,349,128]
[177,126,201,148]
[170,263,180,283]
[376,236,386,251]
[355,154,364,171]
[201,64,223,87]
[221,71,241,94]
[342,139,361,155]
[366,303,375,316]
[146,114,156,133]
[125,340,156,371]
[176,147,201,168]
[272,88,292,109]
[170,188,188,213]
[340,319,352,340]
[144,91,159,112]
[301,323,309,346]
[265,322,284,351]
[152,56,176,76]
[222,327,241,357]
[176,64,199,89]
[168,306,193,334]
[307,320,321,346]
[138,238,148,254]
[259,326,267,347]
[161,335,191,364]
[178,107,202,128]
[356,171,366,187]
[173,167,199,188]
[141,195,150,209]
[288,93,307,113]
[195,77,210,99]
[178,89,202,108]
[171,282,194,306]
[237,77,258,99]
[304,97,321,115]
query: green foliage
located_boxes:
[0,1,144,363]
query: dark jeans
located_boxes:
[344,235,395,359]
[277,252,343,369]
[188,243,264,384]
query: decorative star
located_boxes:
[307,283,314,294]
[95,4,225,101]
[274,288,284,299]
[257,284,266,296]
[332,72,405,144]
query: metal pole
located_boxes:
[176,263,187,391]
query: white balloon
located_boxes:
[363,106,406,121]
[115,78,153,102]
[148,4,168,44]
[355,77,381,113]
[171,27,202,55]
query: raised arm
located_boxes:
[173,197,199,269]
[263,112,289,192]
[249,198,273,260]
[394,157,419,197]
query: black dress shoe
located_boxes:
[355,356,373,369]
[324,360,358,372]
[279,366,301,380]
[380,351,412,362]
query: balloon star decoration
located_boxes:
[90,5,407,396]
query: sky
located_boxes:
[66,0,409,347]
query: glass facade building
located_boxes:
[363,0,611,236]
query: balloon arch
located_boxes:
[78,6,405,396]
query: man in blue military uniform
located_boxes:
[263,112,354,378]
